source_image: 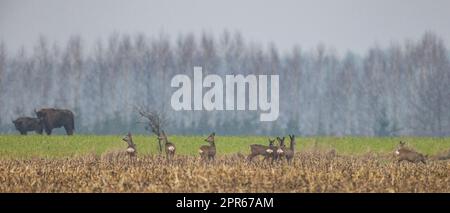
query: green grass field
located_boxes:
[1,134,450,159]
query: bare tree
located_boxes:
[134,105,170,154]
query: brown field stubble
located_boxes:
[0,152,449,192]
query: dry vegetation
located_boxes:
[1,151,449,193]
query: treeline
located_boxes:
[0,31,449,136]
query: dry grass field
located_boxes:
[1,151,449,192]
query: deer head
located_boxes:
[288,134,296,149]
[268,138,275,147]
[395,141,406,155]
[123,132,135,147]
[204,132,215,144]
[276,136,286,148]
[289,134,295,141]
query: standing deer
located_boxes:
[395,141,427,164]
[159,130,176,161]
[274,137,286,161]
[199,132,216,161]
[247,138,276,162]
[122,132,137,161]
[284,134,296,164]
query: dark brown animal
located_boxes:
[159,130,176,161]
[199,132,216,161]
[247,138,276,162]
[35,108,74,135]
[284,134,296,164]
[122,132,137,161]
[395,141,427,164]
[12,117,43,135]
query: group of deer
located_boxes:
[122,132,294,164]
[248,135,296,164]
[121,131,178,161]
[122,133,443,164]
[121,131,216,162]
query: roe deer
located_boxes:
[122,132,137,161]
[395,141,427,164]
[274,136,286,161]
[431,149,450,160]
[159,130,176,161]
[284,134,296,164]
[199,132,216,161]
[247,138,276,162]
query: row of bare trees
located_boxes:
[0,31,449,136]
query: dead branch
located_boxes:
[133,105,170,154]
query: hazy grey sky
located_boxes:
[1,0,450,55]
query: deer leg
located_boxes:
[264,155,269,162]
[199,153,204,161]
[247,153,255,162]
[263,153,270,161]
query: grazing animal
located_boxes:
[199,132,216,161]
[395,141,427,164]
[247,138,276,162]
[430,149,450,161]
[122,132,137,161]
[284,134,296,164]
[159,130,176,161]
[35,108,75,135]
[12,117,43,135]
